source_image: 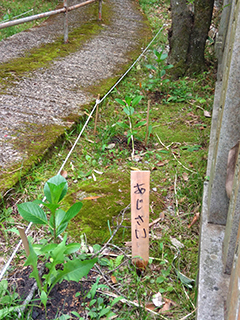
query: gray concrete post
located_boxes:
[208,0,240,225]
[223,143,240,274]
[226,222,240,319]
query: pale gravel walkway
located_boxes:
[0,0,151,192]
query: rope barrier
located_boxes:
[0,26,163,280]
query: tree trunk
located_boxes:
[168,0,214,77]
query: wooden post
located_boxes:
[63,0,68,43]
[131,171,150,270]
[144,100,151,146]
[98,0,102,21]
[94,94,100,135]
[17,226,30,256]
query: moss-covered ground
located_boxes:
[0,0,218,319]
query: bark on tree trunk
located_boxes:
[168,0,214,77]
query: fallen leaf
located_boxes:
[182,172,188,181]
[83,196,102,200]
[188,212,200,228]
[159,298,177,313]
[111,275,117,284]
[145,302,157,311]
[156,160,168,167]
[204,110,211,118]
[152,292,164,308]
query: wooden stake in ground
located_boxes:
[94,94,100,136]
[144,100,151,146]
[17,226,30,256]
[131,171,150,270]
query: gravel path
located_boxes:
[0,0,151,192]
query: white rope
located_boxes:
[0,26,163,280]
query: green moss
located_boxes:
[64,169,164,244]
[66,171,130,244]
[0,123,65,193]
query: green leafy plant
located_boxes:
[17,175,97,310]
[145,48,173,91]
[115,96,145,158]
[78,277,122,320]
[0,280,21,319]
[17,174,82,243]
[24,234,97,309]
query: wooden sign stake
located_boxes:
[131,170,150,270]
[18,226,30,257]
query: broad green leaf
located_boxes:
[33,199,60,213]
[115,255,124,267]
[55,209,66,228]
[117,122,129,129]
[176,270,194,289]
[44,235,68,288]
[125,96,132,106]
[56,222,68,237]
[44,175,68,204]
[110,296,124,306]
[160,52,168,60]
[123,106,134,116]
[132,96,143,107]
[0,306,21,318]
[17,202,48,225]
[64,243,81,255]
[160,69,166,77]
[45,181,67,204]
[62,202,83,224]
[39,243,58,253]
[40,290,47,308]
[58,315,72,320]
[106,311,117,319]
[164,64,174,69]
[99,306,111,318]
[153,49,161,58]
[115,98,126,106]
[0,280,8,297]
[135,120,146,128]
[146,64,156,71]
[24,241,42,291]
[49,258,97,292]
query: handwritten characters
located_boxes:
[134,183,147,239]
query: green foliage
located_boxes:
[144,48,173,91]
[16,175,97,310]
[115,95,146,158]
[17,174,82,242]
[24,234,97,306]
[0,0,59,41]
[0,280,20,319]
[79,277,123,320]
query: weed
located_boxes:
[115,95,146,158]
